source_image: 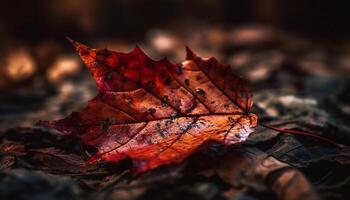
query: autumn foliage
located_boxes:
[39,39,257,173]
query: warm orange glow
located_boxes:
[47,56,80,82]
[40,40,257,174]
[5,49,36,81]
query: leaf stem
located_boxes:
[258,122,344,149]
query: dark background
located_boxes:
[2,0,350,41]
[0,1,349,200]
[1,0,349,128]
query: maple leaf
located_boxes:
[39,39,257,174]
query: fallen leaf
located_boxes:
[39,39,257,174]
[216,147,319,200]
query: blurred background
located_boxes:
[1,2,350,200]
[0,0,349,130]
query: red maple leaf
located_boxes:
[40,39,257,174]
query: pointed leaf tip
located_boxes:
[65,38,90,55]
[134,45,142,52]
[65,36,74,43]
[132,45,153,61]
[65,36,81,48]
[185,46,196,60]
[37,120,51,127]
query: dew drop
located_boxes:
[162,96,169,106]
[93,61,99,67]
[165,119,173,126]
[170,112,179,119]
[224,103,230,109]
[159,130,168,137]
[125,97,133,106]
[104,72,113,81]
[176,65,183,74]
[196,88,206,96]
[163,76,172,85]
[147,108,156,114]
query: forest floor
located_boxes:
[1,26,349,200]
